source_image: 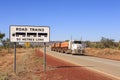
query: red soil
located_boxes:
[35,49,115,80]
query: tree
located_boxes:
[1,38,14,53]
[100,37,116,48]
[1,38,10,48]
[85,37,117,49]
[0,32,5,51]
[0,32,5,41]
[85,41,91,47]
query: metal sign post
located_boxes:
[43,42,46,72]
[10,25,50,73]
[14,42,16,73]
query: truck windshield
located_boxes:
[73,41,82,44]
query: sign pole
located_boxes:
[43,42,46,72]
[14,42,16,73]
[10,26,50,73]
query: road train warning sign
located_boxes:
[10,25,50,42]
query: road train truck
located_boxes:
[51,40,85,54]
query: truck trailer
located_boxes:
[51,40,85,54]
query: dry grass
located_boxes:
[0,48,43,80]
[85,48,120,60]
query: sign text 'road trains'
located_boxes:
[16,27,44,32]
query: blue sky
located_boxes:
[0,0,120,41]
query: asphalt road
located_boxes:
[43,48,120,80]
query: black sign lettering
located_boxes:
[16,28,27,31]
[27,33,37,37]
[38,33,47,37]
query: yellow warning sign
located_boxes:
[25,42,30,47]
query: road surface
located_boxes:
[42,48,120,80]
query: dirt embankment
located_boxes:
[85,48,120,61]
[0,48,118,80]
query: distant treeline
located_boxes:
[1,31,120,49]
[85,37,120,49]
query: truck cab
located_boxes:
[69,40,85,54]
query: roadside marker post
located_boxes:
[43,42,46,72]
[14,42,16,73]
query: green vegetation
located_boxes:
[0,32,5,51]
[0,75,9,80]
[0,32,5,40]
[1,38,13,49]
[85,37,119,49]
